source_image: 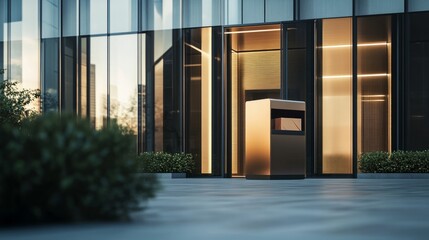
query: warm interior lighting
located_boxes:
[185,43,209,57]
[323,73,389,79]
[321,18,353,174]
[321,42,389,49]
[184,64,201,67]
[224,29,281,35]
[358,73,389,78]
[361,99,386,102]
[361,94,387,98]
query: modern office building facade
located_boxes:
[1,0,429,177]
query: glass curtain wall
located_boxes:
[41,0,60,112]
[10,0,40,110]
[110,0,138,33]
[0,0,7,81]
[110,34,138,148]
[316,18,353,174]
[357,16,392,154]
[184,27,217,175]
[146,29,182,153]
[80,0,107,35]
[79,37,107,129]
[406,12,429,150]
[61,0,78,113]
[138,34,147,153]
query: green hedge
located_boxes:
[0,114,159,224]
[137,152,195,173]
[359,150,429,173]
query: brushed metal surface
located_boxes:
[245,99,306,178]
[271,134,306,175]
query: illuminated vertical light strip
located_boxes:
[201,28,212,174]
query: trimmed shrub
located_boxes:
[137,152,195,173]
[359,150,429,173]
[0,113,159,224]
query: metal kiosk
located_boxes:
[245,99,306,179]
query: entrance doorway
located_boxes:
[225,25,281,177]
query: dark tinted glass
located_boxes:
[406,13,429,150]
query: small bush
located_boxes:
[0,113,159,224]
[359,150,429,173]
[137,152,195,173]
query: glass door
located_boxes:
[225,25,281,177]
[316,18,353,175]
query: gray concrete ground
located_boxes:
[1,178,429,240]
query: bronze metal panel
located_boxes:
[245,99,271,176]
[270,134,306,175]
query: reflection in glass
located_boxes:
[110,0,138,33]
[0,0,7,81]
[357,16,392,154]
[151,29,182,152]
[138,34,147,153]
[226,25,281,176]
[183,0,221,28]
[61,37,77,112]
[80,37,107,129]
[184,27,212,174]
[110,34,138,144]
[42,38,59,112]
[10,0,40,110]
[80,0,107,35]
[225,0,242,25]
[318,18,353,174]
[62,0,78,37]
[286,22,308,101]
[42,0,60,39]
[141,0,181,31]
[406,12,429,150]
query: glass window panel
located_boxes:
[151,29,182,152]
[184,27,213,174]
[300,0,352,20]
[110,34,138,142]
[409,0,429,12]
[80,0,107,35]
[110,0,138,33]
[226,25,281,176]
[80,37,107,128]
[42,38,59,112]
[138,34,146,152]
[266,0,294,22]
[355,0,404,16]
[10,0,40,111]
[243,0,264,24]
[285,22,308,102]
[141,0,181,31]
[318,18,353,174]
[42,0,60,38]
[225,0,242,25]
[406,12,429,150]
[0,0,7,81]
[183,0,221,28]
[11,0,22,22]
[61,37,77,113]
[357,16,392,154]
[62,0,78,37]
